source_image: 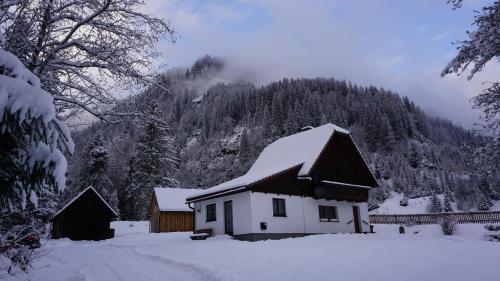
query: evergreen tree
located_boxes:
[127,102,179,219]
[475,178,493,211]
[428,192,443,213]
[408,143,420,169]
[443,187,454,212]
[0,49,73,273]
[475,187,491,211]
[78,131,117,212]
[239,129,251,159]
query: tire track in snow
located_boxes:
[80,244,230,281]
[129,248,238,281]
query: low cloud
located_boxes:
[145,0,493,129]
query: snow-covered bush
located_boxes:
[399,196,408,207]
[484,224,500,232]
[427,193,443,213]
[0,48,73,275]
[439,216,458,235]
[488,234,500,242]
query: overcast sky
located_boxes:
[144,0,498,129]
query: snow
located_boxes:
[6,221,500,281]
[370,192,436,214]
[53,186,118,219]
[249,123,348,176]
[153,188,200,211]
[371,192,500,214]
[188,123,351,200]
[0,49,74,195]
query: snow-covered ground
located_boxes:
[5,221,500,281]
[370,192,500,214]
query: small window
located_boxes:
[319,206,338,222]
[206,204,216,222]
[273,198,286,217]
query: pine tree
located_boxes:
[127,102,179,219]
[475,178,492,211]
[239,129,251,159]
[475,187,491,211]
[408,143,420,169]
[445,173,455,202]
[0,48,73,273]
[78,131,117,212]
[428,192,443,213]
[443,187,454,212]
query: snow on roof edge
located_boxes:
[52,186,118,219]
[154,187,201,211]
[347,134,380,187]
[186,123,355,201]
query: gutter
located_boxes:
[187,202,196,233]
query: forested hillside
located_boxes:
[67,56,499,219]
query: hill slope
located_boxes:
[67,56,499,215]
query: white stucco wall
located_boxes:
[192,191,371,236]
[249,192,370,234]
[249,193,306,234]
[192,191,252,235]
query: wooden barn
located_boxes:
[51,187,118,241]
[149,188,199,233]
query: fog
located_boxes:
[144,0,496,129]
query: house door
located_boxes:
[352,206,361,233]
[224,200,233,235]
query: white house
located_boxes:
[186,123,379,241]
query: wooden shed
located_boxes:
[51,187,118,240]
[148,188,198,233]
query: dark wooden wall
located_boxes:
[51,189,116,240]
[310,133,378,187]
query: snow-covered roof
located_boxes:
[187,123,350,201]
[53,186,118,219]
[153,188,200,212]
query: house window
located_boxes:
[273,198,286,217]
[206,204,216,222]
[319,205,338,222]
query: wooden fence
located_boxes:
[369,211,500,225]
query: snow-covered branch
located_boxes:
[1,0,176,120]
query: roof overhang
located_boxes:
[52,186,118,221]
[186,186,248,203]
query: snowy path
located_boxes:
[14,235,226,281]
[5,222,500,281]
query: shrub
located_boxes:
[439,216,458,235]
[484,224,500,231]
[488,234,500,242]
[399,197,409,207]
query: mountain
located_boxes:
[66,55,498,216]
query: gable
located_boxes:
[52,187,117,220]
[309,132,379,187]
[247,123,348,177]
[187,123,378,202]
[149,193,160,215]
[153,188,199,212]
[187,124,348,201]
